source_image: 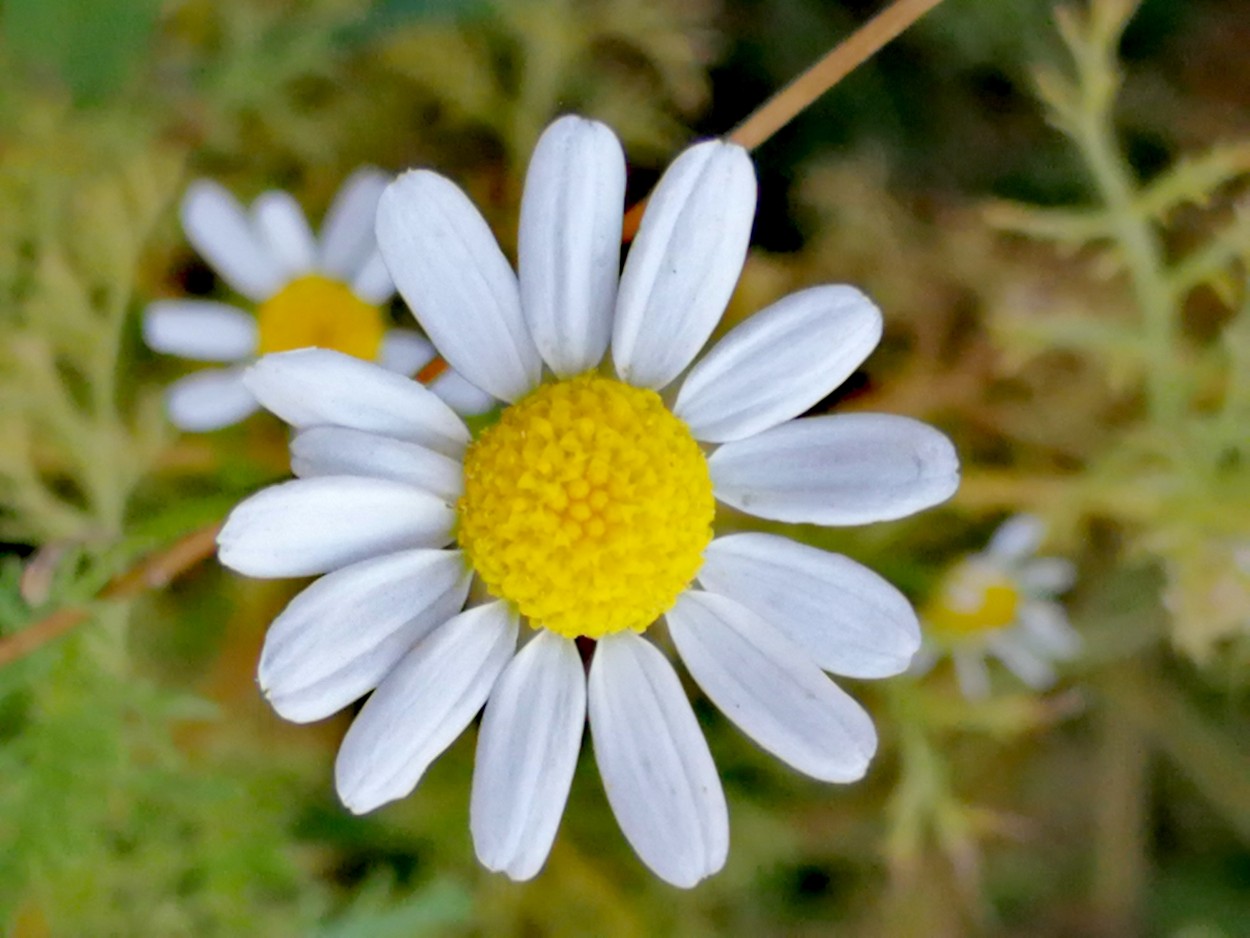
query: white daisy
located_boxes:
[143,170,491,431]
[217,116,961,887]
[916,515,1080,698]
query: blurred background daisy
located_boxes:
[142,171,490,430]
[915,515,1080,698]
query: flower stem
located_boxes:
[1060,6,1182,425]
[0,523,222,668]
[1091,690,1149,936]
[728,0,947,150]
[623,0,949,238]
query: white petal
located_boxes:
[376,170,542,402]
[668,591,877,782]
[351,250,395,305]
[165,368,258,431]
[1018,558,1077,596]
[291,426,463,501]
[319,167,390,281]
[674,286,882,442]
[180,180,285,301]
[988,634,1056,689]
[1017,601,1081,658]
[612,140,756,390]
[471,631,585,881]
[909,643,938,676]
[429,369,496,416]
[986,514,1044,561]
[259,549,471,722]
[953,649,991,699]
[144,300,257,362]
[217,476,454,578]
[518,116,624,377]
[244,349,468,457]
[377,330,436,375]
[698,533,920,677]
[588,632,727,888]
[335,601,518,813]
[709,414,960,525]
[251,190,318,278]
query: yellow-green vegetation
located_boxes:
[1,0,1248,935]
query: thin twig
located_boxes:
[0,523,222,668]
[622,0,948,238]
[3,0,948,667]
[729,0,946,150]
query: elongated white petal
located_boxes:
[588,632,727,888]
[181,180,285,301]
[430,369,495,416]
[613,140,756,390]
[376,170,542,402]
[259,549,472,722]
[165,368,258,431]
[217,477,454,578]
[988,634,1056,689]
[675,286,882,442]
[1018,558,1077,595]
[909,643,938,677]
[335,601,518,813]
[144,300,257,362]
[471,631,585,881]
[519,116,624,376]
[668,591,877,782]
[319,168,390,280]
[351,250,395,305]
[244,349,468,457]
[377,330,435,375]
[698,533,919,677]
[953,650,991,699]
[291,426,463,501]
[252,190,318,278]
[1017,601,1081,658]
[709,414,960,525]
[986,514,1044,561]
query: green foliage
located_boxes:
[1,0,162,102]
[988,0,1250,659]
[376,0,712,167]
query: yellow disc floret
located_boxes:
[458,373,714,639]
[257,274,385,359]
[924,560,1021,639]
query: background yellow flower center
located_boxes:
[924,560,1021,639]
[256,274,385,359]
[457,373,714,639]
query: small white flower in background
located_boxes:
[916,515,1080,699]
[217,116,961,887]
[143,170,491,431]
[1159,536,1250,661]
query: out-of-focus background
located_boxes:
[2,0,1250,934]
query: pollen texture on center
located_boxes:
[457,373,714,639]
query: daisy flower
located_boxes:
[217,116,960,887]
[917,515,1080,698]
[143,170,490,431]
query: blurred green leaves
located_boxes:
[1,0,161,103]
[316,879,472,938]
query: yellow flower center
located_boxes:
[924,560,1021,639]
[457,373,714,639]
[256,274,385,359]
